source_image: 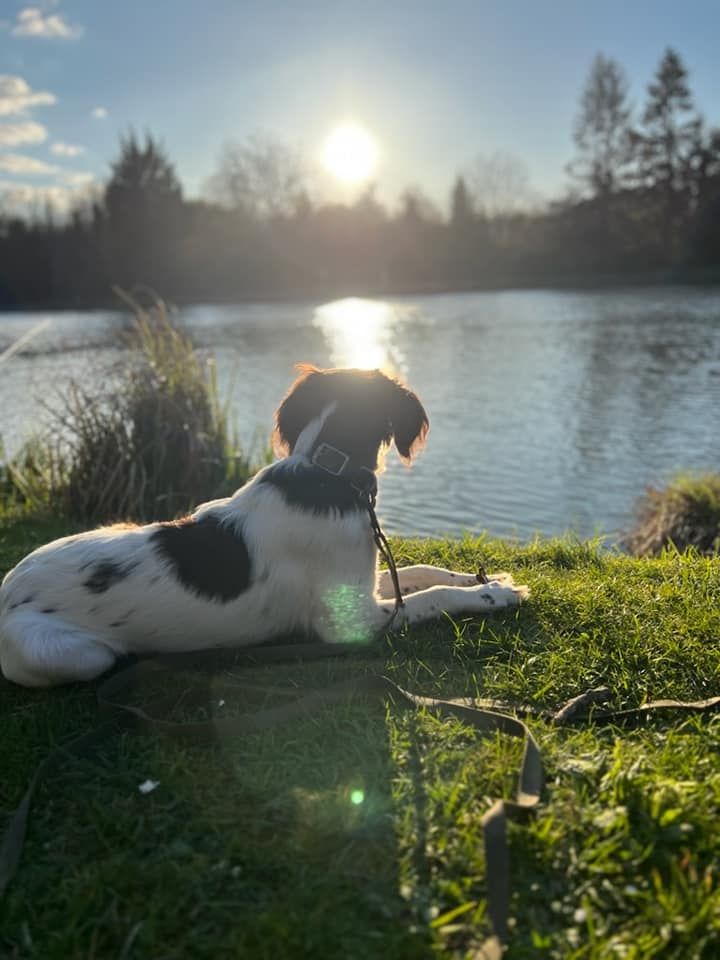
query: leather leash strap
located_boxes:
[0,644,541,960]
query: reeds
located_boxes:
[623,472,720,557]
[5,293,256,524]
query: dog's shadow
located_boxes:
[1,610,552,959]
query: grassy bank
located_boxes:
[2,509,720,959]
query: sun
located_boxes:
[321,123,379,184]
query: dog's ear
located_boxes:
[273,364,328,455]
[386,379,429,463]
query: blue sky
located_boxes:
[1,0,719,215]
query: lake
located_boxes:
[1,287,719,542]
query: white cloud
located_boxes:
[0,153,58,175]
[0,178,96,216]
[51,140,85,157]
[0,75,56,117]
[58,170,94,187]
[91,106,108,120]
[0,121,47,147]
[11,7,83,40]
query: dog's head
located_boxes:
[273,364,429,470]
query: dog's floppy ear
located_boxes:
[273,364,329,455]
[387,378,429,463]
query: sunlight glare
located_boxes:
[321,123,379,183]
[313,298,405,371]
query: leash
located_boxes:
[351,476,406,628]
[308,439,406,626]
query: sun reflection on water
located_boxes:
[313,297,406,372]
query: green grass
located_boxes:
[2,512,720,959]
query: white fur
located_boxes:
[0,400,528,688]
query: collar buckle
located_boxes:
[311,442,350,477]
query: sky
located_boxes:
[1,0,719,216]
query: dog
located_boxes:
[0,365,528,687]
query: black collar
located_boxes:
[310,442,377,499]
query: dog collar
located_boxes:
[310,442,377,498]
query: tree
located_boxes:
[105,133,181,216]
[104,133,184,293]
[631,48,702,260]
[468,151,537,217]
[687,126,720,265]
[398,186,441,224]
[569,54,633,199]
[206,134,310,220]
[449,175,474,228]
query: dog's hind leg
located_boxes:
[0,610,117,687]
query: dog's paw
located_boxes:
[466,577,529,609]
[486,571,530,602]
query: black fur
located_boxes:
[83,560,138,594]
[9,595,34,611]
[259,462,363,516]
[151,515,251,603]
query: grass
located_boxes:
[2,511,720,959]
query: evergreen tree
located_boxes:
[450,175,474,227]
[631,48,702,261]
[570,54,633,199]
[104,133,184,294]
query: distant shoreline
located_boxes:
[1,267,720,314]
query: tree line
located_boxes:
[1,47,719,309]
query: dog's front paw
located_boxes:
[467,577,529,609]
[485,571,530,601]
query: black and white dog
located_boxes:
[0,365,528,687]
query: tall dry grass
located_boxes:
[623,473,720,557]
[4,293,258,524]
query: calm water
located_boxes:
[1,288,719,541]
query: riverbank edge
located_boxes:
[2,266,720,313]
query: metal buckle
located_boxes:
[311,442,350,477]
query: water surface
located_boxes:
[1,287,718,541]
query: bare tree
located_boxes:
[467,151,538,217]
[397,185,441,223]
[206,134,311,220]
[569,54,633,199]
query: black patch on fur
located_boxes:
[9,595,35,610]
[259,462,363,516]
[41,607,57,615]
[151,514,251,603]
[480,593,496,605]
[83,560,138,594]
